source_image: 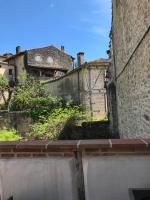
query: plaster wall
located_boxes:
[0,157,78,200]
[0,62,15,81]
[83,155,150,200]
[0,154,150,200]
[8,54,27,82]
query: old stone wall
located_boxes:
[44,64,107,118]
[27,46,73,71]
[112,0,150,138]
[0,112,33,136]
[8,53,27,82]
[0,62,15,104]
[0,62,15,81]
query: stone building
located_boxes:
[5,45,74,82]
[44,54,109,118]
[0,61,15,104]
[0,61,15,83]
[0,53,13,62]
[107,0,150,138]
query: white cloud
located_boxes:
[85,0,111,12]
[70,24,107,38]
[91,10,102,15]
[91,26,107,37]
[91,9,108,15]
[49,3,54,8]
[80,17,95,23]
[70,0,111,39]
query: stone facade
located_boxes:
[6,45,74,82]
[27,46,73,71]
[0,61,15,104]
[7,53,26,83]
[108,0,150,138]
[0,54,13,62]
[0,62,15,82]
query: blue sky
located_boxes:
[0,0,111,61]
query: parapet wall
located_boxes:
[0,139,150,200]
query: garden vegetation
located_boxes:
[9,76,83,140]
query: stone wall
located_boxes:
[0,62,15,82]
[0,139,150,200]
[0,62,15,104]
[44,62,108,118]
[111,0,150,138]
[0,112,33,136]
[8,53,27,83]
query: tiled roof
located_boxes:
[27,45,75,59]
[87,58,110,65]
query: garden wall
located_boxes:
[0,139,150,200]
[0,111,32,135]
[44,61,108,118]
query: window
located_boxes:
[35,55,42,62]
[129,189,150,200]
[9,69,13,75]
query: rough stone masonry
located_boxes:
[108,0,150,138]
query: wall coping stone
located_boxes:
[0,139,150,157]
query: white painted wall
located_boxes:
[82,155,150,200]
[0,157,78,200]
[1,155,150,200]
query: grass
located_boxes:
[0,130,21,141]
[82,116,109,123]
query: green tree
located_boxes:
[0,75,13,108]
[10,76,48,111]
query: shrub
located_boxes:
[0,130,21,141]
[29,96,64,120]
[9,76,85,140]
[10,76,47,111]
[27,106,82,140]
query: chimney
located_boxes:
[77,52,84,66]
[61,45,65,52]
[16,46,21,54]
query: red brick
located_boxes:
[111,139,146,148]
[47,140,78,151]
[1,154,15,158]
[79,140,110,150]
[16,154,32,157]
[16,140,50,150]
[0,141,19,151]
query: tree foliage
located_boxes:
[10,76,48,111]
[9,76,84,140]
[27,106,82,140]
[0,129,21,141]
[0,75,13,108]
